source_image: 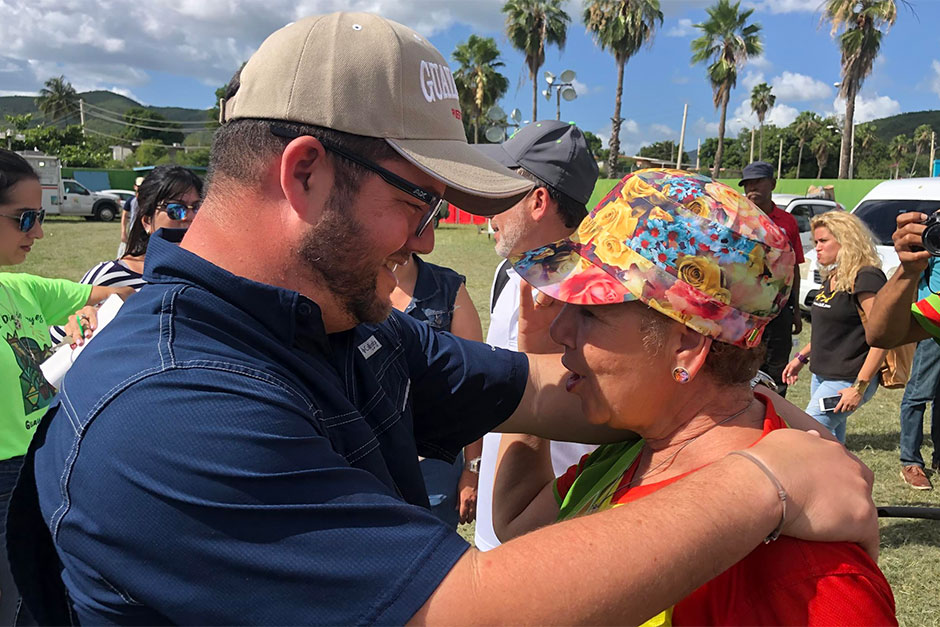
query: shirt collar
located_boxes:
[143,229,330,354]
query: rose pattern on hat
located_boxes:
[511,169,794,348]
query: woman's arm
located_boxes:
[449,283,484,524]
[782,342,811,386]
[87,284,134,305]
[492,433,561,542]
[836,292,887,413]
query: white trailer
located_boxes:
[18,152,121,221]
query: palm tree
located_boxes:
[853,122,878,177]
[691,0,763,178]
[36,75,79,123]
[750,82,775,160]
[792,111,821,179]
[824,0,899,178]
[811,128,837,179]
[503,0,570,122]
[452,36,510,144]
[890,133,909,179]
[909,123,933,176]
[584,0,663,176]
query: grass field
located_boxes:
[13,218,940,626]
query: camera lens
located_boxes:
[924,215,940,256]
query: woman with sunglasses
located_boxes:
[390,210,485,529]
[0,149,132,623]
[50,165,203,345]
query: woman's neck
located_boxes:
[390,254,419,313]
[632,386,766,486]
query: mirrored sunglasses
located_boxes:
[157,200,201,221]
[0,208,45,232]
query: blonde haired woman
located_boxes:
[783,211,886,443]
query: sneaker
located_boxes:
[901,465,933,490]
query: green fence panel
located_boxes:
[60,168,139,191]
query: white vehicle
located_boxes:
[772,193,842,254]
[99,189,135,203]
[798,178,940,311]
[17,152,122,221]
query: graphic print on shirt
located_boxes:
[5,331,55,415]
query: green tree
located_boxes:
[3,113,33,132]
[36,75,79,123]
[452,35,510,144]
[582,130,603,157]
[57,141,112,168]
[584,0,663,175]
[126,140,169,167]
[825,0,899,178]
[638,140,690,165]
[22,124,85,155]
[810,124,839,178]
[502,0,570,122]
[910,123,933,176]
[120,107,184,145]
[889,133,909,179]
[691,0,762,178]
[750,82,775,160]
[791,111,821,179]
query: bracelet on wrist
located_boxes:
[728,450,788,543]
[796,352,809,365]
[851,379,869,395]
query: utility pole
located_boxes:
[749,127,756,163]
[931,131,936,177]
[777,137,784,179]
[79,99,86,137]
[848,123,856,180]
[695,138,701,171]
[677,103,688,170]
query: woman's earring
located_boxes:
[672,367,691,384]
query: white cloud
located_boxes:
[748,0,821,14]
[666,18,695,38]
[742,71,766,92]
[930,60,940,99]
[108,87,145,104]
[651,123,676,136]
[831,93,901,123]
[748,55,773,71]
[671,74,690,85]
[725,99,800,135]
[771,71,833,102]
[0,0,510,97]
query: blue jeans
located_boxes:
[806,374,879,443]
[1,456,24,625]
[899,339,940,468]
[419,451,464,529]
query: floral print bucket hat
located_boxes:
[510,169,794,348]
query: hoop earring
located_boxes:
[672,367,690,384]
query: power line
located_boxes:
[82,100,212,126]
[85,127,211,149]
[83,108,209,134]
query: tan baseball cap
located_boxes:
[222,12,532,216]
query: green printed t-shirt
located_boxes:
[0,272,91,460]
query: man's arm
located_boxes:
[120,207,129,243]
[867,212,932,347]
[791,266,802,334]
[411,428,878,625]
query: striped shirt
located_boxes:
[49,260,146,344]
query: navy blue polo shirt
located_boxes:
[9,230,528,624]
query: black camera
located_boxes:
[923,211,940,256]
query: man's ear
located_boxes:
[279,136,331,220]
[529,187,552,222]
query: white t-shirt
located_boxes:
[474,261,597,552]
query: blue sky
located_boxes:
[2,0,938,154]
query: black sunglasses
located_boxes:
[0,208,45,233]
[270,125,443,237]
[156,200,201,221]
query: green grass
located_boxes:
[13,219,940,627]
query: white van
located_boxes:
[18,152,122,221]
[799,178,940,310]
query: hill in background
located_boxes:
[0,90,215,146]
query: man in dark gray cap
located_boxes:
[739,161,804,396]
[473,120,600,551]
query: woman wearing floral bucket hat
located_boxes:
[492,169,896,625]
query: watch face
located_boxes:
[468,458,481,473]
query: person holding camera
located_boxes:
[783,211,887,443]
[867,212,940,488]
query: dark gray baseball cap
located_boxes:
[738,161,775,186]
[476,120,599,205]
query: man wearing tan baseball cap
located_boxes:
[10,12,879,625]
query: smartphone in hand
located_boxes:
[819,395,842,413]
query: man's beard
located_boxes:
[493,209,528,258]
[298,190,392,325]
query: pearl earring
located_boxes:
[672,367,690,384]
